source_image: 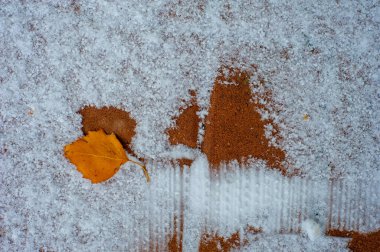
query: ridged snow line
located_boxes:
[132,157,379,251]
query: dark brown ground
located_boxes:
[201,67,286,174]
[167,92,200,149]
[167,215,184,252]
[79,106,137,155]
[175,158,194,167]
[198,226,262,252]
[327,229,360,238]
[199,231,242,252]
[327,229,380,252]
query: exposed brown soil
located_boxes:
[168,234,182,252]
[348,230,380,252]
[202,67,286,174]
[78,106,137,155]
[167,215,184,252]
[199,231,242,252]
[199,226,262,252]
[327,229,380,252]
[245,226,263,234]
[176,158,194,167]
[327,229,360,238]
[167,92,200,149]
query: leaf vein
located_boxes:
[74,152,125,161]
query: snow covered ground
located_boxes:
[1,0,379,251]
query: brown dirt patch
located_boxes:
[167,92,200,149]
[176,158,194,167]
[327,229,360,238]
[327,229,380,252]
[167,215,184,252]
[349,230,380,252]
[199,226,261,252]
[199,231,242,252]
[201,67,286,173]
[78,106,137,155]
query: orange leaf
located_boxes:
[64,129,128,183]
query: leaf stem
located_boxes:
[129,160,150,183]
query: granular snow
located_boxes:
[1,0,379,251]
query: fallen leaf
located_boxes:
[64,129,150,183]
[303,114,310,121]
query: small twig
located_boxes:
[129,159,150,183]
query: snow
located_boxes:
[302,219,322,241]
[1,0,379,251]
[160,144,198,160]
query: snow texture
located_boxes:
[1,0,379,251]
[302,219,322,241]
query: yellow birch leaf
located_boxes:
[64,129,150,183]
